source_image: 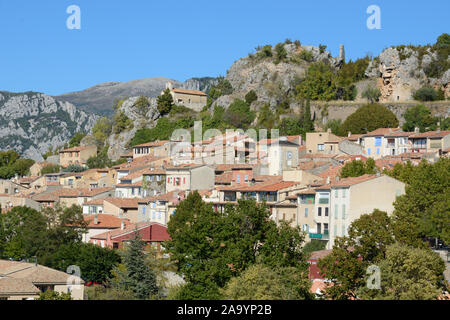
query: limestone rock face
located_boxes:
[106,96,160,160]
[366,46,448,102]
[0,91,98,161]
[216,44,341,109]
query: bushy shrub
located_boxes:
[413,87,443,101]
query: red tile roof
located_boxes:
[411,130,450,138]
[362,128,401,137]
[104,197,140,209]
[91,222,169,241]
[172,88,207,96]
[84,214,130,229]
[60,145,96,153]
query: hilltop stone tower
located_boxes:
[339,45,345,63]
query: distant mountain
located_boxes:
[0,91,98,161]
[55,77,218,116]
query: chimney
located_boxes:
[414,127,420,133]
[121,220,125,230]
[327,128,331,134]
[348,131,352,137]
[326,177,330,184]
[94,215,99,225]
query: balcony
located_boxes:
[309,230,329,240]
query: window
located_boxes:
[334,224,338,236]
[375,137,382,147]
[342,189,346,198]
[317,144,324,151]
[318,207,322,216]
[335,190,338,198]
[304,208,308,217]
[158,212,161,219]
[342,204,346,219]
[342,224,346,236]
[335,204,338,219]
[245,175,249,182]
[325,207,329,217]
[367,148,371,155]
[236,174,241,184]
[376,148,380,155]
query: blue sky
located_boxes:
[0,0,448,95]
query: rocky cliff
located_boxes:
[365,46,449,102]
[0,91,98,161]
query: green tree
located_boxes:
[12,158,35,177]
[49,242,120,283]
[37,290,73,300]
[92,117,113,147]
[166,192,308,300]
[358,243,446,300]
[339,103,399,135]
[224,99,255,129]
[318,210,395,300]
[413,87,442,101]
[157,89,174,115]
[402,104,438,132]
[296,62,337,101]
[277,118,305,136]
[392,158,450,246]
[340,158,377,178]
[40,164,61,175]
[222,264,312,300]
[244,90,258,105]
[0,166,16,179]
[302,240,327,258]
[68,132,86,148]
[111,231,159,299]
[274,43,288,64]
[64,164,87,173]
[134,96,151,116]
[324,119,343,135]
[361,87,381,103]
[302,99,314,132]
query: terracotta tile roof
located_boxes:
[344,134,364,141]
[329,174,380,188]
[117,181,144,188]
[0,260,84,284]
[91,221,169,241]
[0,278,40,295]
[215,172,233,184]
[301,153,336,159]
[133,140,169,148]
[83,214,130,229]
[219,180,300,192]
[297,188,317,195]
[104,197,140,209]
[143,167,166,175]
[172,88,207,96]
[165,163,205,170]
[309,249,333,260]
[60,145,96,153]
[18,176,40,184]
[298,161,329,170]
[384,131,415,137]
[375,158,403,169]
[84,198,106,205]
[215,164,254,171]
[362,128,401,137]
[318,164,343,180]
[411,130,450,138]
[33,187,113,202]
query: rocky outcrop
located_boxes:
[365,46,448,102]
[0,91,98,161]
[106,96,160,160]
[215,44,342,109]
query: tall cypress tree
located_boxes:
[113,230,159,299]
[303,99,314,132]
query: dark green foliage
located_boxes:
[0,205,86,264]
[302,240,327,258]
[38,290,73,300]
[324,119,343,135]
[224,99,256,129]
[134,96,151,116]
[338,103,399,135]
[63,164,87,173]
[277,118,305,136]
[47,242,120,283]
[0,150,34,178]
[157,89,174,115]
[274,43,288,64]
[165,192,308,300]
[440,117,450,130]
[319,44,327,54]
[244,90,258,105]
[113,110,133,134]
[302,99,314,132]
[111,232,159,299]
[129,117,193,147]
[258,45,273,59]
[208,77,233,100]
[68,132,86,148]
[296,62,337,101]
[40,164,61,175]
[340,158,376,178]
[402,104,438,132]
[361,87,381,103]
[390,158,450,246]
[413,87,444,101]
